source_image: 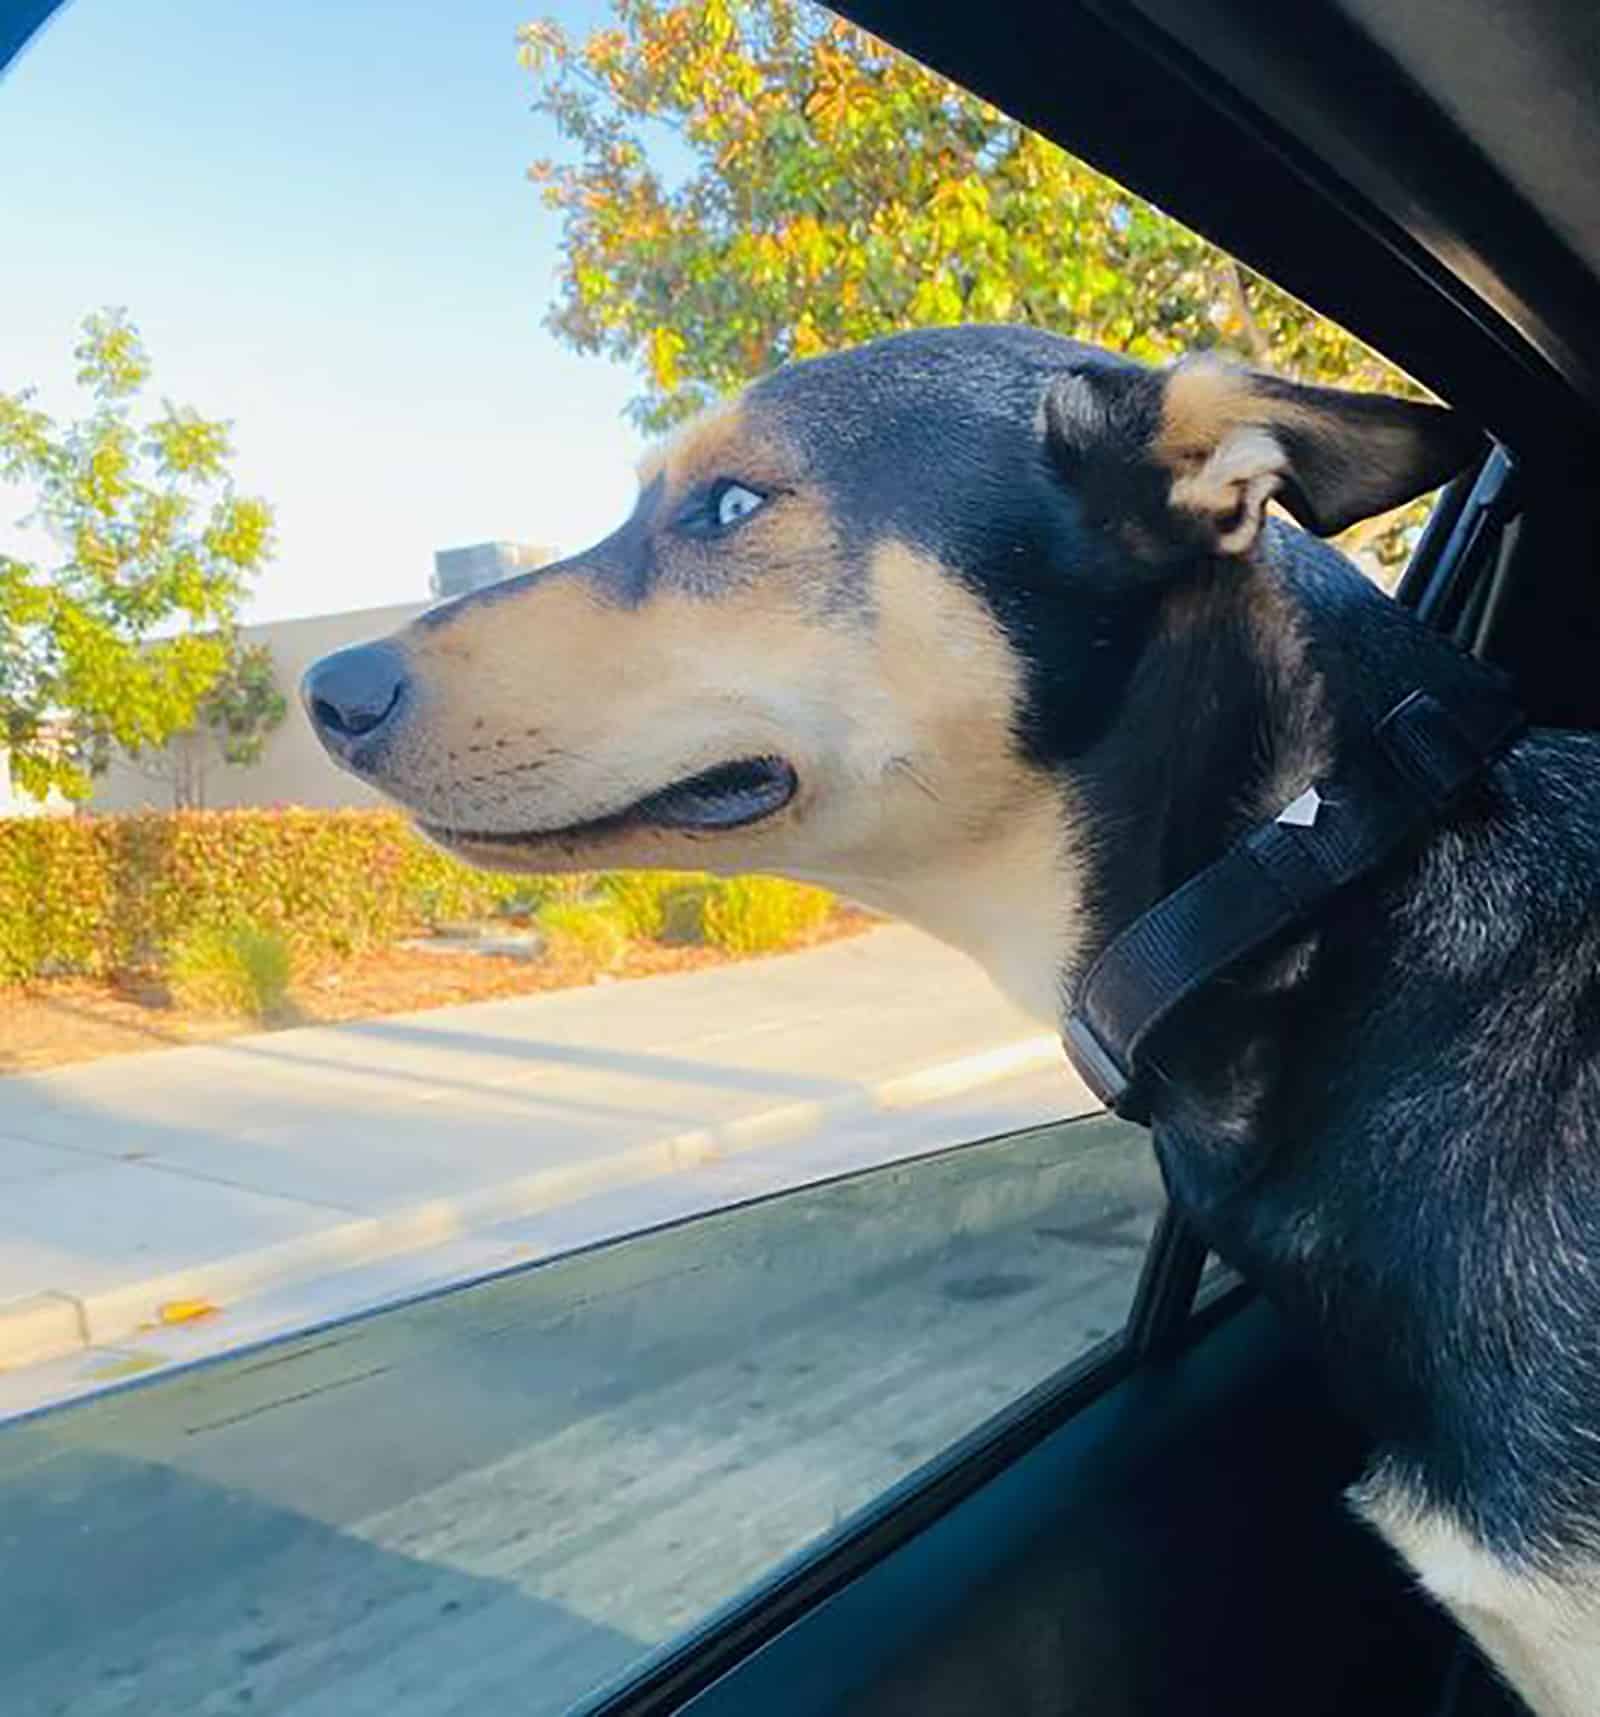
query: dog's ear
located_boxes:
[1046,357,1486,560]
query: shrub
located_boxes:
[0,807,526,983]
[166,921,292,1022]
[657,880,715,945]
[598,870,707,939]
[701,877,834,956]
[0,816,111,981]
[537,899,630,970]
[491,878,565,918]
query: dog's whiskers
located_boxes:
[888,755,942,802]
[439,744,465,841]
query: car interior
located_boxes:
[4,1,1599,1715]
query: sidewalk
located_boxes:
[0,925,1092,1387]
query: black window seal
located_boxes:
[1126,1203,1210,1359]
[1396,445,1524,653]
[1395,465,1483,614]
[1409,446,1521,634]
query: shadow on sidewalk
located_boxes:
[335,1015,861,1096]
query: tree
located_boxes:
[519,1,1429,573]
[199,642,287,770]
[0,310,276,802]
[134,640,288,809]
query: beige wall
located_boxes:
[92,600,430,813]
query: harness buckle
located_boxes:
[1375,690,1488,809]
[1063,1013,1136,1116]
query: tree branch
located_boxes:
[1225,260,1272,367]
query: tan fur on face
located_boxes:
[779,541,1088,1025]
[637,400,738,486]
[636,400,840,579]
[636,399,782,497]
[388,564,838,840]
[381,535,1084,1027]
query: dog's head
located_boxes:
[303,327,1481,1018]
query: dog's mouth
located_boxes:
[423,755,800,850]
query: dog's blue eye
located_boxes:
[712,482,765,530]
[675,480,769,538]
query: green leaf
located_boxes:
[521,1,1409,426]
[0,311,277,802]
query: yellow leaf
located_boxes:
[158,1297,220,1326]
[791,316,826,359]
[647,326,687,392]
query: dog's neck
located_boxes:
[907,522,1503,1040]
[828,790,1083,1028]
[1058,523,1499,991]
[1064,542,1331,974]
[836,524,1502,1041]
[887,527,1339,1030]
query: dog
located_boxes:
[304,325,1600,1714]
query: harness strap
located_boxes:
[1063,684,1526,1123]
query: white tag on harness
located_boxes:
[1276,786,1323,828]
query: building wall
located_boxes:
[91,599,430,813]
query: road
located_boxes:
[0,1110,1162,1717]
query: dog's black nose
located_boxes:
[302,643,409,750]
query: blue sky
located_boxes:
[1,0,654,623]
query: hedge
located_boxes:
[0,808,843,985]
[0,807,527,983]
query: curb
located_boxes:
[0,1033,1064,1372]
[0,1293,87,1370]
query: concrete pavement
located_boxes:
[0,926,1097,1396]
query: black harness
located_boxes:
[1063,683,1527,1124]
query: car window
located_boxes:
[2,1114,1161,1716]
[1,2,1444,1711]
